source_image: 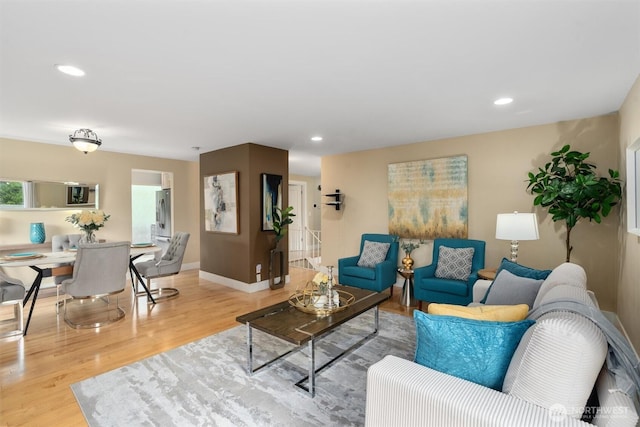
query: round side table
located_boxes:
[396,268,415,307]
[478,268,497,280]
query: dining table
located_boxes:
[0,244,163,335]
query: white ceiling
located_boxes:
[1,1,639,176]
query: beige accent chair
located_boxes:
[0,272,25,337]
[60,241,130,329]
[134,232,190,302]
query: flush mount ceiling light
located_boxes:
[69,128,102,153]
[494,97,514,106]
[55,64,86,77]
[311,136,323,142]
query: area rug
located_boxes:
[71,309,416,426]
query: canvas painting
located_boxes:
[261,173,282,231]
[204,172,239,234]
[388,155,468,239]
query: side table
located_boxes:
[396,268,415,307]
[478,268,497,280]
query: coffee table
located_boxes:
[236,285,389,397]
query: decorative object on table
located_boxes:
[289,269,355,316]
[526,144,622,262]
[203,171,239,234]
[69,128,102,154]
[268,205,295,290]
[261,173,283,231]
[65,210,110,244]
[388,155,468,239]
[495,212,539,263]
[29,222,45,244]
[399,238,425,270]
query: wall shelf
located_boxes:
[324,189,343,210]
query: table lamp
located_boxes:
[495,211,539,263]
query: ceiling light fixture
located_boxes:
[69,129,102,154]
[494,97,513,106]
[56,64,86,77]
[311,136,323,142]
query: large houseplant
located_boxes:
[268,206,295,289]
[526,144,622,262]
[272,205,295,247]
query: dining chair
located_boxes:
[0,272,26,338]
[52,234,81,313]
[60,241,130,329]
[134,232,190,302]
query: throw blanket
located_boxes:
[529,300,640,413]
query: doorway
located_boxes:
[288,181,306,262]
[131,170,173,251]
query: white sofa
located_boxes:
[365,263,640,427]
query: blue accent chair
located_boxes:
[414,238,486,308]
[338,233,399,294]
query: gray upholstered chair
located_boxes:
[0,272,26,337]
[52,234,81,312]
[134,232,190,302]
[60,241,130,329]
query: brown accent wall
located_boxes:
[200,143,288,284]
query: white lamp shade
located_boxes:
[495,212,539,241]
[72,140,100,153]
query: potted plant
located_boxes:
[526,144,622,262]
[268,206,295,289]
[272,205,295,248]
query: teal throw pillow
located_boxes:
[413,310,534,390]
[496,257,552,280]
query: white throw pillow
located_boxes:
[434,246,474,281]
[502,311,607,419]
[357,240,390,268]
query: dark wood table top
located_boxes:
[236,285,389,346]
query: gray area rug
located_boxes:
[71,309,416,426]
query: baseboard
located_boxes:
[181,262,200,271]
[199,270,290,293]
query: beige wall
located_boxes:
[618,74,640,351]
[322,114,621,311]
[0,138,200,264]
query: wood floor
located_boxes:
[0,268,416,426]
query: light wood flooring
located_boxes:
[0,268,416,426]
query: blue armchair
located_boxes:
[414,238,486,307]
[338,233,399,294]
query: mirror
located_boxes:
[0,179,99,210]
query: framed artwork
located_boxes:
[261,173,283,231]
[388,155,468,239]
[204,171,239,234]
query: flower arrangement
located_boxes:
[400,238,425,255]
[66,210,110,243]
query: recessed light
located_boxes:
[311,136,323,142]
[494,97,513,106]
[56,64,85,77]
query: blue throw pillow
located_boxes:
[495,257,552,280]
[413,310,534,390]
[480,258,552,303]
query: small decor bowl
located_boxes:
[288,281,355,316]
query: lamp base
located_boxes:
[510,240,519,263]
